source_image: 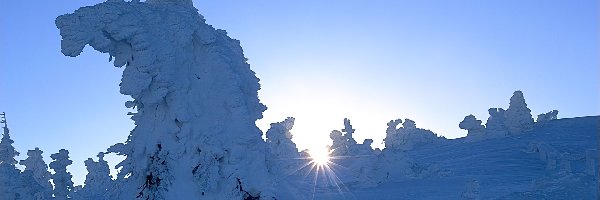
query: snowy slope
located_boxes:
[309,116,598,199]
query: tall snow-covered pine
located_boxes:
[0,112,21,200]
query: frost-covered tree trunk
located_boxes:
[56,1,273,199]
[504,91,534,134]
[0,114,20,200]
[50,149,74,200]
[19,147,53,200]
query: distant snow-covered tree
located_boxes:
[265,117,300,175]
[50,149,74,200]
[537,110,559,123]
[459,115,486,142]
[330,130,346,154]
[342,118,357,145]
[384,119,402,149]
[504,91,534,134]
[76,153,113,200]
[485,108,508,136]
[15,170,44,200]
[0,113,20,200]
[19,147,52,199]
[384,118,444,151]
[328,118,379,187]
[266,117,298,158]
[330,118,362,156]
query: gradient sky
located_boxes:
[1,0,598,185]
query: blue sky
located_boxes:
[1,0,598,185]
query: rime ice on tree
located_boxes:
[265,117,300,176]
[20,147,53,199]
[76,153,114,200]
[0,112,18,165]
[537,110,559,123]
[485,108,508,136]
[50,149,74,200]
[0,112,21,200]
[459,115,486,142]
[56,0,273,199]
[384,118,444,151]
[504,91,534,134]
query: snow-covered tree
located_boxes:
[19,147,52,199]
[0,113,20,200]
[15,170,45,200]
[57,1,274,198]
[327,118,379,187]
[76,153,113,200]
[459,115,486,141]
[504,91,534,134]
[384,118,444,151]
[50,149,74,200]
[485,108,508,136]
[329,118,362,156]
[266,117,298,158]
[537,110,559,123]
[265,117,300,175]
[342,118,357,145]
[384,119,402,149]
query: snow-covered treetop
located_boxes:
[20,147,51,183]
[537,110,559,123]
[266,117,295,143]
[342,118,355,139]
[50,149,73,170]
[384,118,443,150]
[505,90,534,134]
[459,115,484,131]
[402,119,417,129]
[50,149,74,200]
[342,118,358,145]
[0,112,19,165]
[509,91,528,109]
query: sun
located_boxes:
[309,148,331,165]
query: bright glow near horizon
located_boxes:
[309,147,331,166]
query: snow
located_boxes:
[504,91,535,134]
[1,0,596,199]
[56,0,272,198]
[50,149,75,200]
[19,147,53,199]
[459,114,486,142]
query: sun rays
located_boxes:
[309,148,331,166]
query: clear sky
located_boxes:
[1,0,598,185]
